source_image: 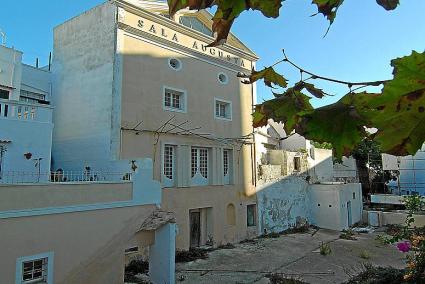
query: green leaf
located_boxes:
[311,0,344,24]
[242,67,288,88]
[364,51,425,156]
[376,0,400,11]
[294,81,326,98]
[296,93,370,158]
[253,91,313,133]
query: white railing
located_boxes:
[0,99,52,123]
[0,171,132,184]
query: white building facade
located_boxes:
[0,45,53,183]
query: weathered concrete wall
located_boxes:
[257,176,310,234]
[258,164,282,183]
[257,180,363,233]
[309,148,333,182]
[310,183,362,230]
[51,2,118,170]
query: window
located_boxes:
[179,16,213,37]
[163,145,175,187]
[191,147,209,185]
[223,149,232,184]
[247,204,257,227]
[163,87,186,112]
[168,58,182,71]
[353,192,356,200]
[0,89,9,100]
[218,72,228,85]
[16,252,53,284]
[293,156,301,172]
[20,90,45,103]
[214,99,232,120]
[22,258,48,283]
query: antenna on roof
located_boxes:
[0,29,6,46]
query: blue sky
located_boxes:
[1,0,424,107]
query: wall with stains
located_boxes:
[257,176,310,234]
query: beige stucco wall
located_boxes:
[0,182,132,211]
[116,8,258,249]
[162,185,257,250]
[0,204,156,284]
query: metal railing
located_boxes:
[0,170,132,184]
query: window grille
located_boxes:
[223,150,229,176]
[163,145,174,180]
[191,148,197,178]
[22,258,48,283]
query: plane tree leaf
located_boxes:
[311,0,345,24]
[241,67,288,88]
[253,91,313,134]
[293,81,326,98]
[360,51,425,156]
[376,0,400,11]
[296,93,372,158]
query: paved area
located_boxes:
[176,229,406,284]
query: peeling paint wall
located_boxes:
[257,176,310,234]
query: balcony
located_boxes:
[0,98,52,123]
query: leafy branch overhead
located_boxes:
[168,0,400,46]
[169,0,423,158]
[252,51,425,158]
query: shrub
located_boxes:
[359,250,370,260]
[344,264,407,284]
[266,273,309,284]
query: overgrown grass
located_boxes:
[340,229,357,240]
[124,259,149,283]
[319,242,332,256]
[344,264,409,284]
[266,273,309,284]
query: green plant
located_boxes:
[340,229,356,240]
[359,250,370,260]
[266,273,309,284]
[383,195,425,282]
[344,263,406,284]
[319,242,332,256]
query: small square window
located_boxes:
[247,204,257,227]
[214,99,232,120]
[353,192,356,199]
[22,258,48,283]
[163,87,186,112]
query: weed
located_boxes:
[319,242,332,256]
[359,250,370,259]
[340,229,357,240]
[266,273,309,284]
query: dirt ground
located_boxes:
[176,229,406,284]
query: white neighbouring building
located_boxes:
[0,44,53,182]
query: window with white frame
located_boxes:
[215,99,231,120]
[164,87,186,112]
[223,149,232,184]
[163,145,175,187]
[16,252,54,284]
[191,147,209,185]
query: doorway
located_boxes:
[189,210,201,248]
[347,201,352,227]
